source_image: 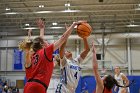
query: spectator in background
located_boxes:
[3,85,8,93]
[7,87,12,93]
[0,85,2,93]
[12,86,19,93]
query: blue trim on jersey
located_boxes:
[60,67,67,84]
[55,83,62,93]
[70,65,81,71]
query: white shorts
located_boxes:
[118,87,130,93]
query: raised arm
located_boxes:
[59,41,67,67]
[37,18,49,46]
[24,29,33,68]
[59,23,69,59]
[59,23,70,66]
[92,42,104,92]
[24,49,32,68]
[37,18,45,38]
[18,29,32,51]
[53,21,84,52]
[28,29,32,38]
[80,38,90,60]
[59,42,66,58]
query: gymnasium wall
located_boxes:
[0,38,140,93]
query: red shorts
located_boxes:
[24,82,46,93]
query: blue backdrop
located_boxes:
[13,49,24,70]
[76,76,140,93]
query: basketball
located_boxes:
[77,22,92,38]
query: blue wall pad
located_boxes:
[76,76,140,93]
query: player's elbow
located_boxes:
[126,80,130,85]
[86,48,90,52]
[84,48,90,53]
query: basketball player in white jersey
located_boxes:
[114,66,130,93]
[55,24,90,93]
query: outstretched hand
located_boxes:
[36,18,45,29]
[73,20,87,25]
[92,41,98,70]
[28,29,32,37]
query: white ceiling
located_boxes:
[0,0,140,39]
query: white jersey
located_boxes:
[115,73,124,86]
[55,55,83,93]
[114,73,130,93]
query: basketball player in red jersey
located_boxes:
[23,18,46,81]
[23,21,85,93]
[92,42,121,93]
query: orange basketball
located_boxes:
[77,22,92,38]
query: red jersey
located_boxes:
[103,87,112,93]
[93,87,112,93]
[26,44,54,86]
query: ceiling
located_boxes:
[0,0,140,39]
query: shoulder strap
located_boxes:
[44,48,53,62]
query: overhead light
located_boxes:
[61,9,81,13]
[23,27,38,30]
[52,22,58,26]
[39,5,44,8]
[135,4,140,10]
[65,3,70,7]
[49,27,64,29]
[126,24,140,27]
[34,11,53,13]
[4,12,18,15]
[34,9,81,14]
[25,24,30,26]
[122,33,140,38]
[5,8,10,11]
[126,20,140,27]
[1,10,82,15]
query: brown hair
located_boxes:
[31,37,44,52]
[104,75,119,90]
[18,38,32,51]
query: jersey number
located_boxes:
[74,72,78,79]
[33,54,39,65]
